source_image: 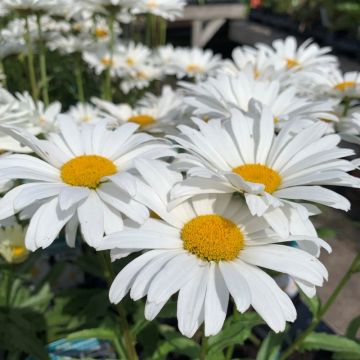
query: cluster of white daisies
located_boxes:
[0,0,360,340]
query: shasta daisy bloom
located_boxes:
[2,0,60,13]
[182,73,338,125]
[131,0,186,21]
[117,42,152,75]
[83,44,121,76]
[168,47,223,80]
[67,102,104,125]
[0,222,29,264]
[336,110,360,145]
[0,117,174,250]
[257,36,337,73]
[97,159,329,337]
[120,64,162,94]
[222,46,278,81]
[311,69,360,99]
[93,86,183,132]
[169,103,360,237]
[0,89,41,152]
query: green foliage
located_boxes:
[299,332,360,355]
[207,312,264,356]
[256,331,286,360]
[151,325,200,360]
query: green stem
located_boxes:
[75,54,85,103]
[99,251,138,360]
[159,17,167,46]
[199,327,208,360]
[103,13,115,101]
[36,14,49,106]
[342,96,351,117]
[24,16,38,100]
[280,252,360,360]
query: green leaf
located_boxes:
[299,290,321,317]
[299,332,360,354]
[256,331,286,360]
[317,227,337,238]
[208,312,264,355]
[0,312,49,360]
[346,315,360,340]
[152,325,200,360]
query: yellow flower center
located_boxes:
[95,27,109,38]
[11,245,27,259]
[286,58,300,69]
[186,64,204,74]
[81,115,92,123]
[181,215,244,262]
[61,155,117,189]
[128,114,156,128]
[232,164,281,193]
[334,81,356,91]
[101,57,113,67]
[147,0,158,8]
[126,57,135,66]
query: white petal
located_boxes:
[177,265,207,338]
[77,191,104,247]
[204,263,229,336]
[65,214,79,248]
[219,261,251,312]
[147,252,200,303]
[25,197,75,251]
[58,186,90,211]
[109,250,163,303]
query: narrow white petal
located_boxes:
[204,263,229,336]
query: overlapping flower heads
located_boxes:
[0,0,359,342]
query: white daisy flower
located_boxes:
[156,44,176,67]
[311,69,360,99]
[2,0,60,13]
[97,159,329,337]
[117,42,152,75]
[93,86,181,132]
[0,118,174,250]
[49,34,93,54]
[67,102,104,125]
[131,0,186,21]
[0,89,41,152]
[168,47,223,80]
[83,44,121,76]
[222,46,278,81]
[257,36,337,73]
[0,223,29,264]
[337,110,360,145]
[120,64,162,94]
[169,103,360,237]
[182,73,338,125]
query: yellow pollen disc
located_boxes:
[233,164,281,193]
[101,57,113,66]
[61,155,117,189]
[136,71,148,79]
[126,57,135,66]
[128,114,156,128]
[11,245,27,258]
[286,58,300,69]
[81,115,92,123]
[181,215,244,262]
[147,0,158,8]
[95,27,109,38]
[186,64,204,74]
[334,81,356,91]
